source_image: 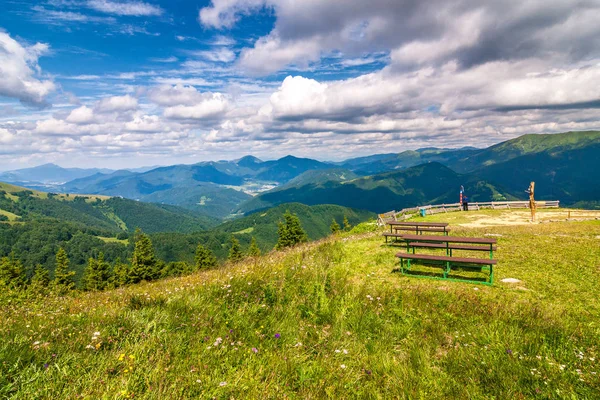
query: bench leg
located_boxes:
[489,264,493,284]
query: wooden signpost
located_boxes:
[527,181,536,222]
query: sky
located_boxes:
[1,0,599,170]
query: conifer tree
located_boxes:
[195,244,217,270]
[54,247,75,294]
[29,264,50,294]
[330,218,341,234]
[228,235,243,262]
[83,253,111,291]
[276,210,308,250]
[130,229,158,283]
[0,253,25,289]
[343,215,352,231]
[112,258,130,287]
[247,237,261,257]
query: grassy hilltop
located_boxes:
[1,209,599,399]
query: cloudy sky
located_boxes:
[1,0,599,170]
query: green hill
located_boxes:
[0,182,218,234]
[237,163,510,214]
[1,210,598,398]
[150,203,375,264]
[448,130,600,173]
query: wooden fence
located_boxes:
[377,200,560,225]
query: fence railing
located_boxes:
[377,200,560,225]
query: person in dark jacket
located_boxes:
[463,196,469,211]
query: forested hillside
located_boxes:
[1,181,374,286]
[237,163,512,214]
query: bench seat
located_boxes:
[396,253,496,265]
[393,226,450,233]
[408,242,497,252]
[396,253,495,284]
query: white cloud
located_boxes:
[199,0,266,29]
[87,0,163,16]
[163,93,230,120]
[66,105,95,124]
[0,32,56,106]
[190,48,236,63]
[95,95,138,113]
[238,34,321,75]
[147,85,207,106]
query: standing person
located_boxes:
[526,182,536,221]
[463,195,469,211]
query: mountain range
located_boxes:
[1,130,598,219]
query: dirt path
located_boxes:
[459,210,600,228]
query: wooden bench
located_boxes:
[385,222,450,240]
[394,234,498,285]
[408,242,497,256]
[396,253,497,284]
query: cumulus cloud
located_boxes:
[66,105,95,124]
[0,32,56,106]
[164,93,229,120]
[201,0,600,75]
[147,84,208,106]
[95,95,138,113]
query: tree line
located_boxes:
[0,210,319,295]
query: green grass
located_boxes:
[1,210,599,399]
[0,209,20,222]
[233,227,254,234]
[97,236,129,245]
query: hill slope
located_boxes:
[1,211,598,398]
[448,130,600,173]
[237,163,510,214]
[0,182,218,233]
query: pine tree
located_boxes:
[112,258,130,287]
[195,244,217,270]
[130,229,158,284]
[53,247,75,294]
[228,235,243,262]
[0,253,25,289]
[83,253,112,291]
[82,257,97,290]
[343,215,352,231]
[330,218,341,234]
[29,264,50,294]
[276,210,308,250]
[247,237,261,257]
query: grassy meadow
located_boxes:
[1,209,599,399]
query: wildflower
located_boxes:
[93,331,100,336]
[590,357,595,362]
[559,365,566,371]
[219,381,227,387]
[85,344,94,350]
[364,369,372,375]
[33,341,40,346]
[128,355,134,360]
[214,337,223,346]
[118,354,125,361]
[43,363,49,369]
[506,349,512,355]
[294,342,302,347]
[340,364,346,369]
[274,333,281,339]
[343,349,348,354]
[196,379,201,383]
[335,349,341,354]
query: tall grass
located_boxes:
[1,212,599,399]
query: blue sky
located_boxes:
[1,0,599,170]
